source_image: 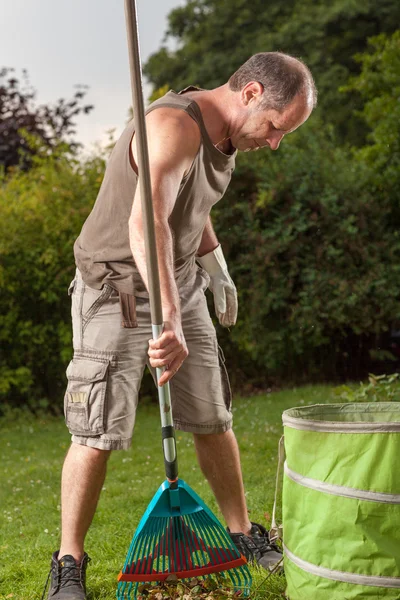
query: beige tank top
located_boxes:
[74,87,236,296]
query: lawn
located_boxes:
[0,385,335,600]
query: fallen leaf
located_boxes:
[191,586,201,594]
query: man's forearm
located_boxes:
[197,216,219,257]
[129,213,180,322]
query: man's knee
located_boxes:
[193,429,235,445]
[69,442,112,462]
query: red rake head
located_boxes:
[117,479,252,599]
[118,516,246,582]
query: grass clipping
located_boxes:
[136,573,245,600]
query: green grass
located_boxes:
[0,385,335,599]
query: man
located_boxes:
[45,52,317,598]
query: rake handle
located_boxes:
[125,0,178,483]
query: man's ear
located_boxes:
[241,81,264,106]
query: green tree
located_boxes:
[0,68,93,171]
[145,0,400,144]
[345,31,400,189]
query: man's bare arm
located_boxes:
[129,108,200,385]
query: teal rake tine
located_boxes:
[147,518,158,572]
[162,517,167,573]
[199,515,223,565]
[175,517,186,571]
[180,516,191,566]
[118,579,126,599]
[197,511,225,564]
[186,514,205,567]
[140,523,151,575]
[131,527,144,573]
[154,519,160,574]
[183,515,198,568]
[186,513,205,567]
[185,520,198,571]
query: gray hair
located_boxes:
[228,52,317,111]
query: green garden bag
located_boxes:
[281,403,400,599]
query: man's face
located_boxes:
[231,93,312,152]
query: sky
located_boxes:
[0,0,184,151]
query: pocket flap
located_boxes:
[66,358,109,382]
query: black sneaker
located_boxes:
[42,551,91,599]
[228,522,283,572]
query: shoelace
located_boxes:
[57,562,82,588]
[252,533,276,555]
[247,527,281,559]
[41,569,51,600]
[41,558,89,600]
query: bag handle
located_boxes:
[270,435,285,542]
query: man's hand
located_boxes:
[197,245,238,328]
[148,320,189,386]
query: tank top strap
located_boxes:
[145,87,201,125]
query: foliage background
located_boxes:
[0,148,105,410]
[1,2,400,411]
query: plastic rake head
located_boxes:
[117,480,252,599]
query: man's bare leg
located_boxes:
[193,429,252,534]
[58,443,111,561]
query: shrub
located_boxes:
[212,118,400,385]
[334,373,400,403]
[0,145,105,412]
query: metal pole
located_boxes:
[124,0,163,326]
[124,0,177,482]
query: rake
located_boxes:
[117,1,252,598]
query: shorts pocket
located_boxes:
[218,344,232,411]
[64,356,111,436]
[82,284,113,330]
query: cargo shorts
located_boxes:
[64,268,233,450]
